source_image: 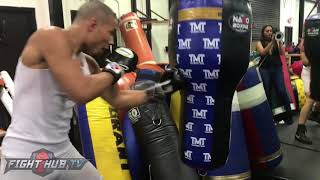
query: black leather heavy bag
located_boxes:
[128,69,200,180]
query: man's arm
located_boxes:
[301,52,310,66]
[299,39,310,66]
[84,53,149,109]
[35,29,115,103]
[101,87,149,110]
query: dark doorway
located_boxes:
[48,0,64,28]
[0,6,36,134]
[71,10,78,23]
[0,6,36,78]
[285,26,293,46]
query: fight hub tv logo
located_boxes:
[4,149,87,177]
[229,13,251,33]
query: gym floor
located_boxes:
[256,114,320,180]
[1,114,319,180]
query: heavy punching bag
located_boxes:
[127,70,200,180]
[280,55,296,111]
[290,75,306,110]
[304,13,320,101]
[176,0,252,169]
[120,12,200,180]
[237,63,282,170]
[118,73,149,180]
[205,92,251,179]
[122,114,149,180]
[119,12,163,72]
[76,99,132,180]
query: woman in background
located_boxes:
[256,25,293,125]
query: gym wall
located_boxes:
[280,0,300,44]
[0,0,318,63]
[0,0,169,65]
[150,0,169,64]
[251,0,281,41]
[62,0,168,64]
[251,0,317,48]
[279,0,318,45]
[0,0,50,28]
[62,0,131,28]
[62,0,131,48]
[304,1,318,19]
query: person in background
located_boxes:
[295,38,320,144]
[290,60,303,77]
[293,38,302,54]
[288,39,302,77]
[286,42,295,54]
[256,25,293,125]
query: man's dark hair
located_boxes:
[74,0,116,23]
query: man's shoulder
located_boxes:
[38,26,65,36]
[39,26,64,32]
[30,27,69,50]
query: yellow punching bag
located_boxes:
[77,97,131,180]
[170,90,184,131]
[291,75,306,110]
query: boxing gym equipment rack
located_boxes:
[131,0,168,49]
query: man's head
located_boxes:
[74,0,117,56]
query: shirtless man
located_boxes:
[0,1,150,179]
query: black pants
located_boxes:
[260,66,292,114]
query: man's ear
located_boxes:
[88,17,98,32]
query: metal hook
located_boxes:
[197,169,208,177]
[152,118,162,126]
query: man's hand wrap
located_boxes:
[159,64,185,94]
[103,62,124,84]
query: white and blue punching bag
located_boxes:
[176,0,252,170]
[204,92,251,179]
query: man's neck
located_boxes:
[66,24,85,55]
